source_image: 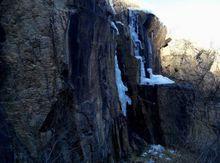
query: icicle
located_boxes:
[147,34,153,68]
[135,56,147,84]
[129,10,147,84]
[111,21,119,35]
[129,10,143,51]
[129,9,175,86]
[109,0,116,15]
[115,55,132,116]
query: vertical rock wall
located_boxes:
[0,0,195,162]
[0,0,132,162]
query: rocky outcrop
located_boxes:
[161,39,220,162]
[157,84,194,146]
[114,8,190,148]
[0,0,198,162]
[0,0,132,161]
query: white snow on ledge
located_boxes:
[116,21,124,26]
[128,9,174,86]
[115,55,132,116]
[142,68,175,85]
[136,56,174,85]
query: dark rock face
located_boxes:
[157,84,194,146]
[114,9,181,148]
[0,24,6,43]
[127,84,194,147]
[0,106,14,163]
[0,0,197,162]
[61,8,120,162]
[0,0,131,161]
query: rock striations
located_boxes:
[0,0,195,162]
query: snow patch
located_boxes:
[166,157,172,161]
[116,21,124,26]
[141,68,175,85]
[147,159,155,163]
[135,58,174,85]
[141,144,178,162]
[168,149,176,154]
[148,144,165,156]
[115,55,132,116]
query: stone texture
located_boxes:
[0,0,134,162]
[1,0,211,162]
[157,84,194,146]
[114,7,171,148]
[0,105,14,163]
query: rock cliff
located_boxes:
[0,0,197,162]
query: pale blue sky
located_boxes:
[144,0,220,5]
[135,0,220,49]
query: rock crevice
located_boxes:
[0,0,195,162]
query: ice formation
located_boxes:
[115,55,132,116]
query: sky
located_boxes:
[134,0,220,50]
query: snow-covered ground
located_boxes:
[141,144,178,163]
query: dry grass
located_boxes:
[114,0,140,9]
